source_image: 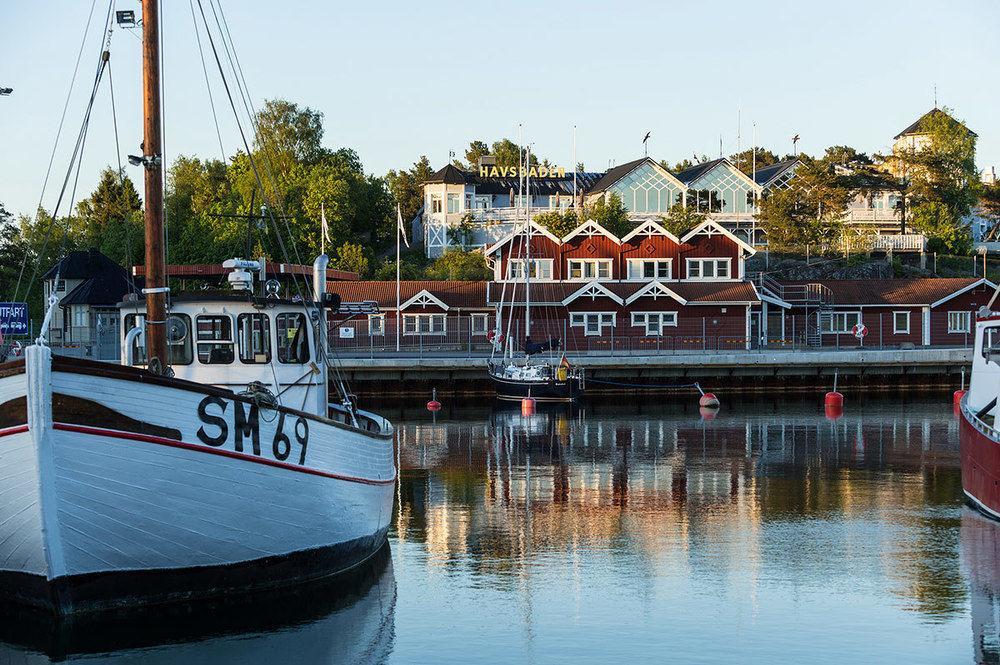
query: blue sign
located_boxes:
[0,303,29,335]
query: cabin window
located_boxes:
[196,315,234,364]
[124,313,193,365]
[893,311,910,334]
[686,258,730,279]
[567,259,612,280]
[369,314,385,336]
[237,313,271,364]
[569,312,615,336]
[508,259,553,280]
[948,311,971,334]
[276,313,310,363]
[819,311,861,334]
[631,312,678,335]
[403,313,446,335]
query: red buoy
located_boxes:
[699,406,718,421]
[699,392,720,408]
[824,391,844,408]
[953,389,967,407]
[427,388,442,412]
[521,397,536,416]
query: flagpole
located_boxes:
[320,202,326,256]
[572,125,577,209]
[396,205,401,353]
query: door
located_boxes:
[94,309,120,361]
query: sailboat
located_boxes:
[0,1,395,614]
[486,145,584,402]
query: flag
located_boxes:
[320,202,331,250]
[397,204,409,248]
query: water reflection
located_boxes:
[388,397,976,662]
[0,546,396,664]
[961,508,1000,663]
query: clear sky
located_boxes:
[1,0,997,218]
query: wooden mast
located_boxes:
[141,0,168,372]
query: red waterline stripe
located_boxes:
[52,423,396,486]
[0,425,29,438]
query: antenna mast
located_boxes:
[141,0,168,373]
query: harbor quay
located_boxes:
[333,346,972,396]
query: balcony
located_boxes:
[842,208,902,224]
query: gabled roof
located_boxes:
[562,280,625,306]
[753,158,799,187]
[779,278,993,307]
[425,164,472,185]
[325,281,488,310]
[399,289,450,311]
[620,220,680,244]
[483,221,562,256]
[680,220,756,254]
[43,248,126,281]
[60,273,140,307]
[625,281,687,305]
[585,157,684,195]
[676,157,761,191]
[561,219,620,244]
[893,108,977,140]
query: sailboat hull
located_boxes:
[0,348,396,614]
[488,373,581,402]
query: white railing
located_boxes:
[871,234,926,251]
[843,209,902,223]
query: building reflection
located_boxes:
[393,397,966,622]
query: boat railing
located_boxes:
[963,395,1000,442]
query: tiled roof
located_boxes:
[893,108,977,140]
[425,164,472,185]
[325,281,489,309]
[60,273,140,307]
[488,280,760,305]
[780,278,988,306]
[43,248,125,281]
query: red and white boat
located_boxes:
[959,307,1000,519]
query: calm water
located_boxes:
[3,396,1000,664]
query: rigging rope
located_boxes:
[585,378,704,392]
[189,0,226,161]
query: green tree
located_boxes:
[424,250,492,280]
[331,241,369,276]
[659,203,706,236]
[585,193,633,237]
[664,155,710,174]
[890,108,979,254]
[464,141,490,170]
[0,203,27,300]
[533,209,580,237]
[386,156,434,232]
[73,167,144,267]
[729,148,780,176]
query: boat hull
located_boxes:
[488,373,581,402]
[959,401,1000,520]
[0,348,396,614]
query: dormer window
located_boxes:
[627,259,671,280]
[568,259,612,280]
[686,258,730,279]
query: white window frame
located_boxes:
[686,258,731,280]
[628,259,672,281]
[948,311,971,334]
[892,311,910,334]
[447,193,461,214]
[567,259,613,281]
[368,313,385,336]
[71,305,89,328]
[474,195,491,210]
[507,258,554,281]
[430,193,443,214]
[471,313,489,335]
[569,312,616,336]
[403,313,447,336]
[631,312,678,336]
[820,311,862,335]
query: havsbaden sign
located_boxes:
[0,302,29,335]
[479,165,567,179]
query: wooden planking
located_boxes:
[0,432,45,576]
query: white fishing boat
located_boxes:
[0,0,395,613]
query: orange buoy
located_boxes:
[427,388,442,412]
[699,392,720,408]
[521,396,536,416]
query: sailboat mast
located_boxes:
[142,0,168,371]
[524,144,531,339]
